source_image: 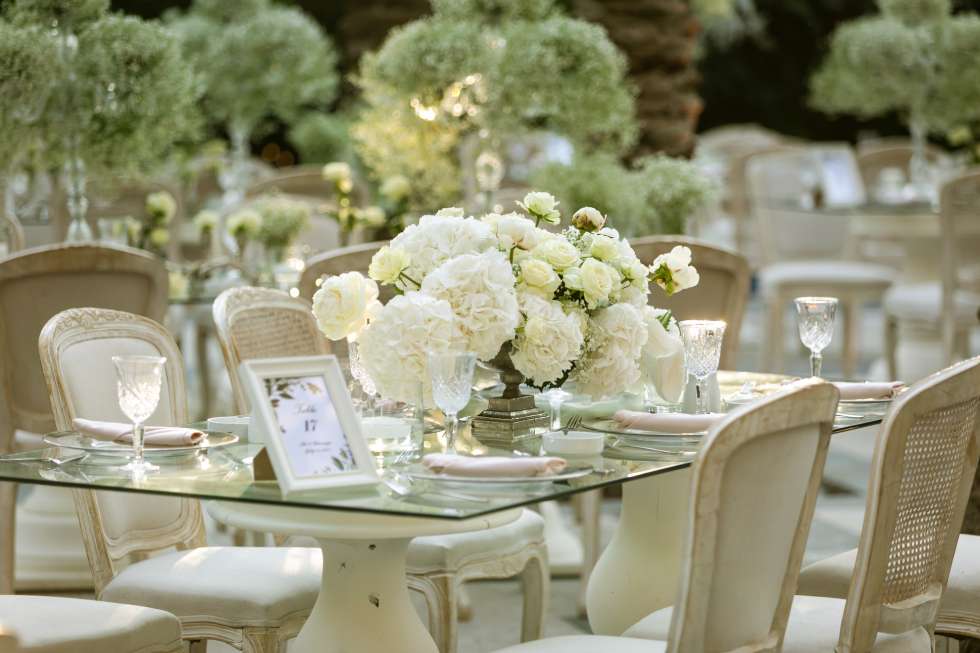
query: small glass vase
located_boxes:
[63,151,93,242]
[908,119,933,203]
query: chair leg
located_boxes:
[885,314,899,380]
[0,482,15,595]
[411,574,458,653]
[520,546,550,643]
[243,626,279,653]
[842,299,859,379]
[187,640,207,653]
[577,490,602,618]
[457,582,473,622]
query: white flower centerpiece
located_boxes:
[312,191,698,444]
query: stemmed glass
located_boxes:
[347,337,378,416]
[112,355,166,474]
[794,297,838,378]
[678,320,726,415]
[428,351,477,454]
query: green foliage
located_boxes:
[430,0,556,21]
[0,22,60,162]
[531,153,644,230]
[4,0,108,29]
[634,154,717,235]
[877,0,950,24]
[167,0,339,137]
[288,111,356,164]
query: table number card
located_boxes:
[241,356,379,495]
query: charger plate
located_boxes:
[43,431,238,458]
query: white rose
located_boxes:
[312,271,381,341]
[651,245,700,295]
[483,212,548,251]
[562,266,583,291]
[590,235,619,262]
[368,246,410,284]
[518,191,561,225]
[579,258,618,308]
[435,207,465,218]
[322,162,352,184]
[532,237,580,270]
[520,258,561,297]
[571,206,605,232]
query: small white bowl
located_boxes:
[207,415,250,440]
[542,430,604,456]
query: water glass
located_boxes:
[428,351,477,454]
[678,320,726,414]
[543,388,572,431]
[112,355,166,474]
[347,336,378,416]
[794,297,838,378]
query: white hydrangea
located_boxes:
[312,272,381,341]
[357,292,461,405]
[389,214,497,287]
[421,250,520,360]
[511,293,584,386]
[571,303,648,398]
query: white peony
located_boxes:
[579,258,619,308]
[518,191,561,225]
[571,206,606,232]
[532,237,580,270]
[571,303,648,398]
[511,293,584,386]
[640,306,685,403]
[651,245,700,295]
[357,292,461,405]
[312,272,381,341]
[389,214,497,287]
[368,246,410,284]
[519,258,561,297]
[435,207,465,218]
[482,212,551,251]
[420,250,520,360]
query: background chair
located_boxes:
[856,142,946,196]
[0,595,183,653]
[746,144,894,377]
[0,244,168,593]
[298,241,388,301]
[39,307,323,653]
[79,177,185,259]
[0,210,25,257]
[212,287,549,653]
[494,379,839,652]
[797,357,980,651]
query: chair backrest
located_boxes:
[0,210,25,255]
[856,143,946,192]
[836,356,980,651]
[298,241,388,300]
[245,164,333,200]
[667,378,839,653]
[212,286,329,413]
[696,124,785,164]
[0,244,168,451]
[38,308,206,596]
[81,178,184,259]
[939,170,980,363]
[630,236,750,370]
[726,143,791,261]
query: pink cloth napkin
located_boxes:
[613,410,724,434]
[73,418,205,447]
[422,454,567,478]
[833,381,905,401]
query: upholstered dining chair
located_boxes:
[883,170,980,378]
[745,145,894,378]
[0,243,168,594]
[76,178,185,259]
[856,142,946,194]
[39,308,323,653]
[491,378,839,652]
[630,236,751,371]
[0,595,183,653]
[0,210,25,256]
[298,241,389,301]
[211,286,549,653]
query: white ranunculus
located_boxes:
[368,246,410,284]
[651,245,700,295]
[579,258,619,308]
[640,306,685,403]
[511,293,584,386]
[532,237,580,270]
[357,292,461,405]
[571,303,648,399]
[312,271,381,341]
[389,214,497,285]
[483,212,549,251]
[571,206,606,232]
[420,250,520,360]
[435,207,465,218]
[322,162,352,183]
[146,191,177,223]
[590,234,620,262]
[520,258,561,297]
[518,191,561,224]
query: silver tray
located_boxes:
[43,431,239,458]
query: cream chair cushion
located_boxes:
[625,596,931,652]
[758,261,894,294]
[883,282,980,324]
[798,534,980,630]
[0,595,182,653]
[494,635,665,652]
[101,546,321,626]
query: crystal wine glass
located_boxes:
[112,355,166,474]
[678,320,726,414]
[794,297,838,378]
[428,351,477,454]
[347,337,378,416]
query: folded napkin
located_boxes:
[833,381,905,401]
[613,410,725,434]
[422,454,567,478]
[73,418,205,447]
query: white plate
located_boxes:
[403,464,593,486]
[580,418,705,443]
[43,431,239,458]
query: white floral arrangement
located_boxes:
[312,192,698,403]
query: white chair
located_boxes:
[883,170,980,378]
[746,144,894,378]
[298,241,389,301]
[39,307,323,653]
[0,209,24,256]
[0,595,183,653]
[492,378,839,652]
[634,356,980,652]
[0,244,168,594]
[212,287,549,653]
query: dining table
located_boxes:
[0,371,886,653]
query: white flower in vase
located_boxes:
[589,233,620,262]
[312,271,381,340]
[146,191,177,224]
[368,246,411,285]
[571,206,606,232]
[579,257,620,308]
[571,302,648,398]
[511,293,584,386]
[531,237,580,270]
[650,245,700,295]
[519,258,561,297]
[482,212,551,252]
[389,212,496,287]
[518,191,561,225]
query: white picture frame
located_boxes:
[239,355,379,495]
